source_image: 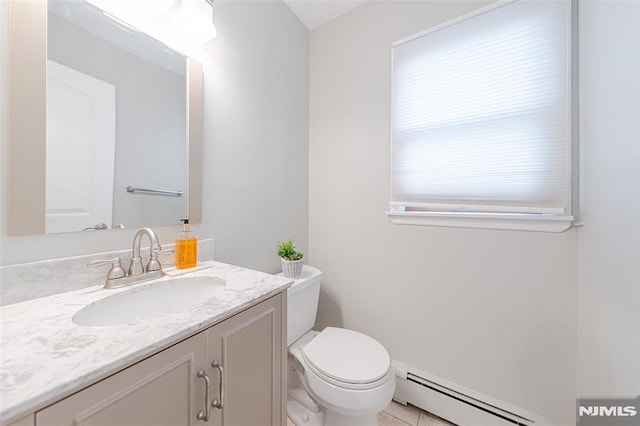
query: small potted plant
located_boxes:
[278,239,304,278]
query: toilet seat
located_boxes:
[301,327,391,390]
[288,328,397,420]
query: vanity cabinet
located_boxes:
[35,293,285,426]
[207,294,284,426]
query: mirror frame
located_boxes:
[7,0,202,236]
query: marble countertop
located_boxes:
[0,261,292,423]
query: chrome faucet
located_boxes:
[129,227,163,276]
[88,227,172,289]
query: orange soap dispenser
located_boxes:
[175,219,197,269]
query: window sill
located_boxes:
[386,211,574,232]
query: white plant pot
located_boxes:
[281,258,303,278]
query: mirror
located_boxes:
[6,0,203,236]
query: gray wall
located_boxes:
[0,0,309,270]
[202,0,310,273]
[308,1,640,424]
[576,0,640,399]
[308,1,576,424]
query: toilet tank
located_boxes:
[279,265,322,346]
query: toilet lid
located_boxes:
[301,327,390,386]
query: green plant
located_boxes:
[277,239,303,261]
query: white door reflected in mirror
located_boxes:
[46,60,116,234]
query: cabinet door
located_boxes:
[37,332,207,426]
[207,294,285,426]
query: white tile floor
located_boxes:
[287,401,456,426]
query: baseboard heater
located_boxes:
[393,362,547,426]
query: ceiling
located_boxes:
[282,0,369,30]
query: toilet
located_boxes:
[282,266,396,426]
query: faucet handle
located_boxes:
[154,248,174,256]
[88,258,126,280]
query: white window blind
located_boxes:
[391,0,573,220]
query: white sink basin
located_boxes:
[72,276,226,326]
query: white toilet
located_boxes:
[282,266,396,426]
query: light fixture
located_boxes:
[86,0,217,53]
[173,0,217,45]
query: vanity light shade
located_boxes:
[174,0,217,44]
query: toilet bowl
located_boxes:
[281,266,396,426]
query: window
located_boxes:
[389,0,574,232]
